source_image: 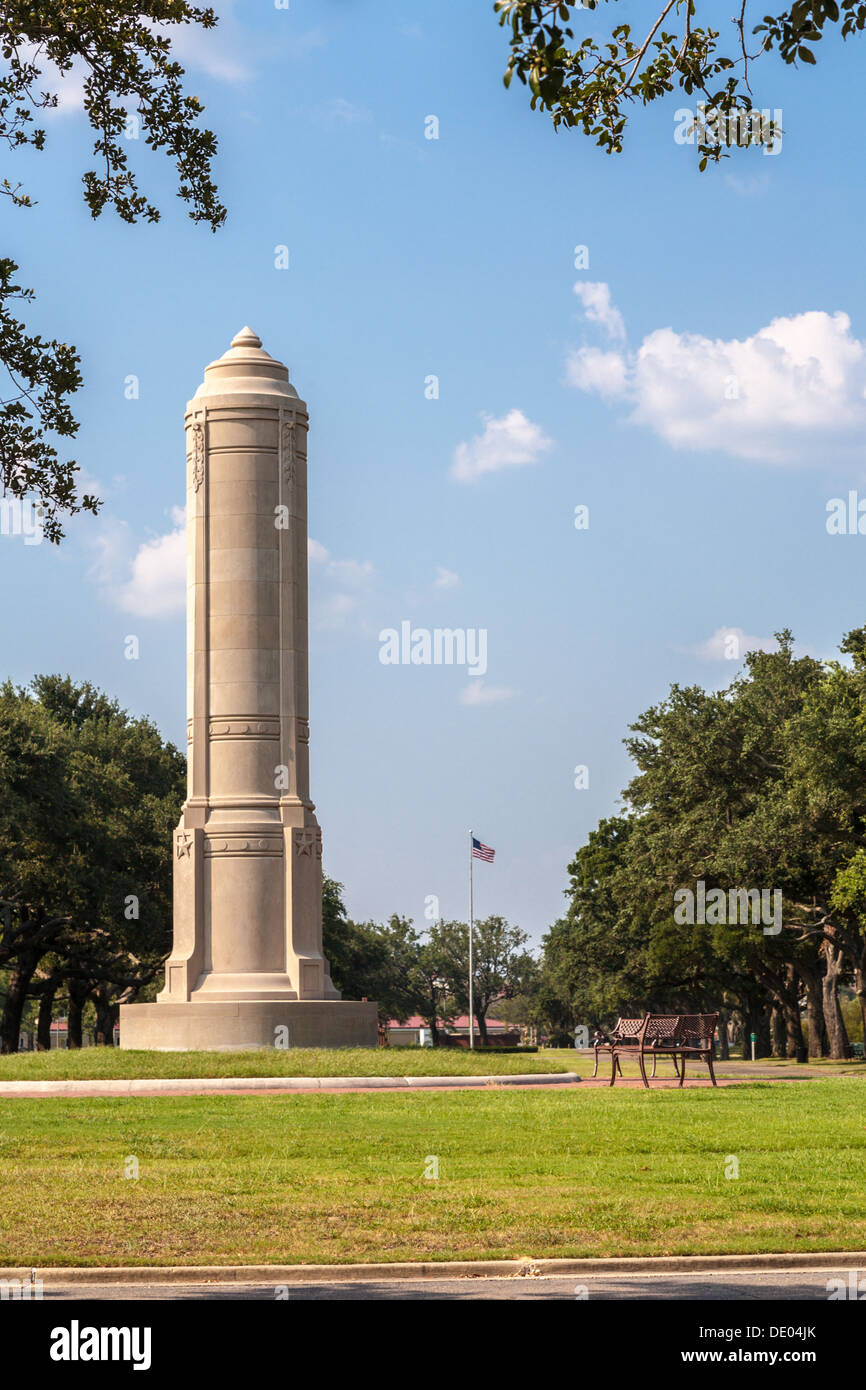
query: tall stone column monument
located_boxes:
[120,329,378,1050]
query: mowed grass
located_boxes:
[0,1046,566,1081]
[587,1053,866,1080]
[1,1079,864,1266]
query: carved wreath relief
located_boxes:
[280,419,295,489]
[191,421,205,493]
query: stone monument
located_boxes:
[120,328,378,1049]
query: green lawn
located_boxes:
[0,1046,566,1081]
[1,1078,864,1266]
[587,1052,866,1080]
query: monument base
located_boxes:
[119,1000,379,1052]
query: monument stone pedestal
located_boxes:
[120,1001,378,1052]
[119,328,377,1051]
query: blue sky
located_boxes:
[3,0,866,942]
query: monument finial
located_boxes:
[231,325,262,348]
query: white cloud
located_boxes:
[459,681,516,706]
[308,539,374,629]
[326,558,374,586]
[29,2,253,118]
[433,566,460,590]
[309,539,373,586]
[724,171,771,197]
[119,507,186,617]
[565,347,629,398]
[573,281,625,340]
[17,47,87,118]
[452,409,553,483]
[693,627,779,662]
[567,303,866,463]
[93,521,375,629]
[310,98,372,128]
[315,593,360,629]
[90,508,185,618]
[283,28,328,61]
[88,516,134,589]
[160,1,252,82]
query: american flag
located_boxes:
[472,837,495,863]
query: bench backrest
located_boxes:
[644,1015,681,1042]
[677,1013,719,1043]
[610,1017,644,1041]
[607,1012,719,1046]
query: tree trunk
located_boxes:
[785,1005,804,1059]
[854,953,866,1052]
[730,1008,749,1059]
[771,1005,785,1057]
[743,1002,770,1058]
[66,978,89,1050]
[92,985,118,1046]
[782,968,805,1058]
[821,937,850,1060]
[0,962,35,1054]
[428,987,439,1046]
[36,983,58,1051]
[799,967,825,1058]
[476,1011,488,1045]
[716,1008,730,1060]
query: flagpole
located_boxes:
[468,829,475,1050]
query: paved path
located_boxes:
[1,1057,861,1100]
[33,1268,853,1301]
[0,1077,795,1098]
[0,1076,844,1099]
[0,1072,581,1099]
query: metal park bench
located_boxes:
[606,1012,720,1089]
[592,1016,682,1080]
[591,1017,644,1078]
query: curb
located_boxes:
[0,1071,579,1098]
[4,1251,865,1286]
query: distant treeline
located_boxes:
[523,630,866,1059]
[5,635,866,1059]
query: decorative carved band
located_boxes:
[297,717,310,744]
[208,717,280,740]
[204,835,282,857]
[293,827,322,859]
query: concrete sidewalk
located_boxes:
[0,1070,580,1098]
[26,1268,857,1301]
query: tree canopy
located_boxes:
[496,2,864,167]
[536,629,866,1059]
[0,1,225,540]
[0,675,185,1050]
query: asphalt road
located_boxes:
[34,1269,853,1300]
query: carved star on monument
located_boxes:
[176,831,194,859]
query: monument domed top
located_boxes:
[192,324,300,401]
